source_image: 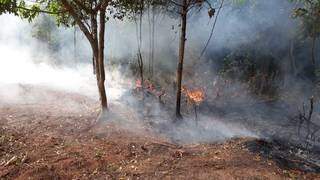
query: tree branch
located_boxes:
[169,0,184,7]
[16,6,64,15]
[61,0,94,46]
[73,0,93,13]
[93,0,110,12]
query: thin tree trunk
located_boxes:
[98,9,108,110]
[148,5,155,78]
[175,0,187,119]
[91,11,108,111]
[138,0,144,87]
[133,0,144,90]
[148,6,152,77]
[92,55,96,74]
[91,12,100,78]
[311,35,316,65]
[138,52,144,86]
[289,40,297,76]
[151,6,155,78]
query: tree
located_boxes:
[31,14,60,54]
[163,0,217,119]
[130,0,146,89]
[123,0,164,88]
[0,0,137,115]
[291,0,320,65]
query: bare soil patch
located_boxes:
[0,87,319,179]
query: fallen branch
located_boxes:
[4,156,17,167]
[290,97,320,148]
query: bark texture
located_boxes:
[175,0,188,119]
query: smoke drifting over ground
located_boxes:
[0,15,131,102]
[0,12,257,143]
[1,0,319,145]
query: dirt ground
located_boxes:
[0,87,320,180]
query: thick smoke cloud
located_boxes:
[1,0,318,144]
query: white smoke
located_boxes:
[0,14,130,104]
[0,10,258,143]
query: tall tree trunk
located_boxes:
[97,9,108,110]
[148,5,155,78]
[175,0,187,119]
[151,6,155,78]
[138,0,144,87]
[311,35,316,65]
[60,0,108,112]
[91,11,108,111]
[138,52,144,86]
[289,40,297,76]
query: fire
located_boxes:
[135,79,155,92]
[182,85,205,105]
[135,79,142,89]
[144,80,156,92]
[135,79,165,99]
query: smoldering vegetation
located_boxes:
[0,0,320,158]
[0,14,256,144]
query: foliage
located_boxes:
[31,15,60,52]
[290,0,320,38]
[0,1,142,25]
[219,50,281,96]
[0,0,18,15]
[0,0,41,21]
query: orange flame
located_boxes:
[182,85,205,105]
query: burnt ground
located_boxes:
[0,86,320,179]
